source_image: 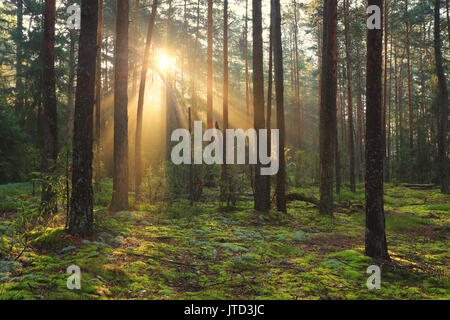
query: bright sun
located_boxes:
[156,53,174,71]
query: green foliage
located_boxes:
[0,104,32,184]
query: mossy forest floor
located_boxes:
[0,182,448,300]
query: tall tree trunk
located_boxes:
[164,0,173,161]
[386,33,393,183]
[252,0,270,212]
[221,0,229,203]
[135,0,158,202]
[15,0,24,128]
[245,0,250,129]
[405,0,413,149]
[191,0,200,125]
[131,0,140,100]
[41,0,58,212]
[272,0,286,213]
[355,44,364,181]
[293,0,301,150]
[111,0,129,211]
[69,0,99,237]
[446,0,450,50]
[207,0,213,129]
[67,30,76,141]
[383,0,388,182]
[365,0,390,260]
[435,0,449,194]
[319,0,337,216]
[267,14,273,142]
[94,0,103,179]
[344,0,355,192]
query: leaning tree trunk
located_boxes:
[272,0,286,213]
[111,0,129,211]
[435,0,449,194]
[135,0,158,202]
[69,0,99,237]
[319,0,337,216]
[365,0,390,260]
[41,0,58,213]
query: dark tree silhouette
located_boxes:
[69,0,99,237]
[365,0,390,260]
[272,0,286,213]
[41,0,58,213]
[319,0,337,216]
[221,0,229,203]
[111,0,129,211]
[435,0,449,194]
[253,0,270,212]
[207,0,213,129]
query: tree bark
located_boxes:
[293,0,301,150]
[207,0,213,129]
[272,0,286,213]
[245,0,250,129]
[405,0,413,149]
[69,0,99,237]
[15,0,24,128]
[94,0,103,179]
[365,0,390,260]
[344,0,355,193]
[131,0,140,100]
[319,0,337,216]
[111,0,129,211]
[435,0,449,194]
[41,0,58,212]
[221,0,229,203]
[252,0,270,212]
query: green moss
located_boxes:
[31,228,72,251]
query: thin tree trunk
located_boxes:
[221,0,229,203]
[319,0,337,216]
[94,0,103,179]
[135,0,158,202]
[293,0,301,150]
[191,0,200,125]
[435,0,449,194]
[132,0,140,99]
[69,0,99,237]
[15,0,24,128]
[365,0,390,260]
[67,30,76,141]
[272,0,286,213]
[383,0,388,182]
[111,0,129,211]
[245,0,250,129]
[405,0,413,149]
[344,0,355,192]
[206,0,213,129]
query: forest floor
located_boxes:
[0,182,448,300]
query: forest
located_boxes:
[0,0,448,301]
